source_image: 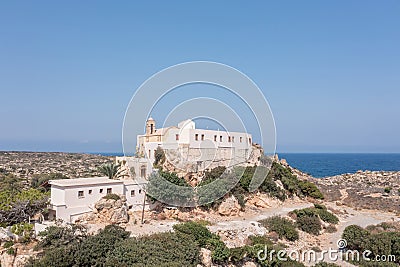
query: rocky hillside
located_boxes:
[282,159,400,213]
[0,152,113,179]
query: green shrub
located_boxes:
[106,232,200,266]
[229,246,249,263]
[313,205,339,224]
[293,205,339,225]
[209,238,230,264]
[325,224,337,233]
[248,235,273,246]
[296,214,322,235]
[154,146,166,166]
[342,225,371,251]
[173,221,213,247]
[259,216,299,241]
[6,247,15,255]
[102,193,120,200]
[298,181,324,199]
[3,240,14,249]
[384,187,392,193]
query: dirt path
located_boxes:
[316,205,399,267]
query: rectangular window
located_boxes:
[240,137,243,143]
[220,136,223,142]
[228,136,231,142]
[131,190,135,197]
[201,134,204,141]
[78,191,84,198]
[139,189,142,194]
[195,134,198,141]
[88,189,92,195]
[107,188,112,194]
[214,135,217,142]
[100,188,103,193]
[232,136,234,143]
[249,138,251,144]
[176,134,179,141]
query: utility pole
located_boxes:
[141,191,146,224]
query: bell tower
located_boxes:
[146,117,156,135]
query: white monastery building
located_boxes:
[49,118,256,223]
[136,118,253,171]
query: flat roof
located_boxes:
[49,177,123,187]
[123,177,148,185]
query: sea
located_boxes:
[93,152,400,178]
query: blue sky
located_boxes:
[0,1,399,153]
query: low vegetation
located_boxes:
[27,222,308,267]
[102,193,121,201]
[291,204,339,235]
[342,223,400,266]
[259,216,299,241]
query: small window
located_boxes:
[139,189,142,194]
[176,134,179,141]
[214,135,217,142]
[232,136,234,143]
[201,134,204,141]
[228,136,231,142]
[131,190,135,197]
[195,134,198,141]
[107,188,112,194]
[78,191,84,198]
[240,137,243,143]
[100,188,103,193]
[220,136,223,142]
[88,189,92,195]
[249,138,251,144]
[148,150,151,158]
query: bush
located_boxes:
[10,222,33,241]
[229,246,249,263]
[36,224,87,251]
[296,214,322,235]
[384,187,392,193]
[298,181,324,199]
[106,231,200,266]
[248,235,273,246]
[342,225,370,251]
[209,238,230,264]
[154,146,166,166]
[147,171,194,206]
[259,216,299,241]
[102,193,120,201]
[325,224,337,233]
[313,204,339,224]
[173,221,213,247]
[6,247,15,255]
[3,240,14,249]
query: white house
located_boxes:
[49,176,148,223]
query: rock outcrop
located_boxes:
[218,196,241,216]
[77,195,130,224]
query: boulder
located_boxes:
[218,196,241,216]
[79,195,129,224]
[200,248,212,267]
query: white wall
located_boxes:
[63,183,124,209]
[50,186,65,206]
[124,183,148,211]
[51,182,125,222]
